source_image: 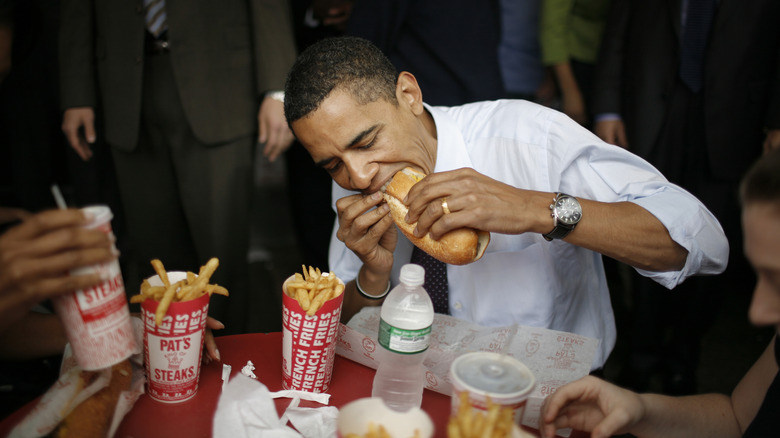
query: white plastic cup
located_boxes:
[450,352,536,425]
[52,205,137,371]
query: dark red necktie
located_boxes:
[679,0,716,93]
[410,247,449,314]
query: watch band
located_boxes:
[542,193,578,241]
[543,223,574,241]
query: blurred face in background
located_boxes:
[744,202,780,335]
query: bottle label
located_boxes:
[377,318,432,354]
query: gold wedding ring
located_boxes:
[441,198,451,214]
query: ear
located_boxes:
[396,71,425,115]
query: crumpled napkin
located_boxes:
[213,373,338,438]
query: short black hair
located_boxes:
[284,36,399,126]
[740,148,780,207]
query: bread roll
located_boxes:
[382,167,490,265]
[55,359,132,438]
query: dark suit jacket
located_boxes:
[59,0,297,150]
[592,0,780,180]
[345,0,504,107]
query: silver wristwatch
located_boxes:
[543,193,582,241]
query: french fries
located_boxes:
[129,258,229,326]
[447,391,515,438]
[343,423,420,438]
[284,265,345,316]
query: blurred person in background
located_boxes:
[539,0,611,128]
[58,0,298,335]
[540,148,780,438]
[592,0,780,394]
[344,0,504,106]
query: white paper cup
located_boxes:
[450,352,536,425]
[140,271,210,403]
[337,397,434,438]
[52,205,136,371]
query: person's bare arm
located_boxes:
[405,168,687,272]
[0,312,68,360]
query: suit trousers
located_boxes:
[111,52,262,335]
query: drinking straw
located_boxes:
[50,184,67,210]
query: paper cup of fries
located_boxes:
[337,397,433,438]
[134,258,228,403]
[450,352,536,429]
[282,265,345,393]
[52,205,137,371]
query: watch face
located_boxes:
[555,196,582,225]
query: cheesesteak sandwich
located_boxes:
[382,167,490,265]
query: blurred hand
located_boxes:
[595,119,629,149]
[0,207,31,226]
[62,107,97,160]
[0,209,117,333]
[539,375,645,438]
[763,129,780,154]
[311,0,353,28]
[258,97,295,162]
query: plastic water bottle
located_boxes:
[371,263,435,411]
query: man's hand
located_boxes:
[403,168,545,239]
[258,96,294,162]
[62,107,97,160]
[0,209,117,333]
[594,119,629,149]
[335,192,397,278]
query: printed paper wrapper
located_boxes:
[141,272,210,403]
[52,205,136,371]
[8,317,146,438]
[282,274,345,393]
[337,397,433,438]
[336,307,599,434]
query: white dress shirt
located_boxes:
[328,100,729,369]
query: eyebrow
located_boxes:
[314,124,380,168]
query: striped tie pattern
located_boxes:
[144,0,168,38]
[410,247,450,315]
[679,0,716,93]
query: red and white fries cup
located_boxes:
[141,272,210,403]
[281,274,345,393]
[52,205,137,371]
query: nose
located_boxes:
[344,157,378,192]
[748,277,780,327]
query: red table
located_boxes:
[0,332,571,437]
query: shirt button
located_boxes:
[454,302,463,310]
